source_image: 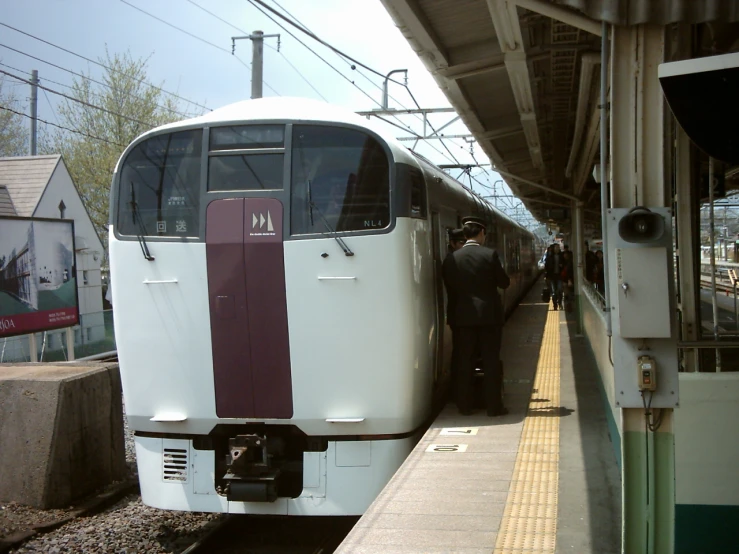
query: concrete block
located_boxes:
[0,362,126,508]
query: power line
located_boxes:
[249,0,404,86]
[0,61,69,92]
[0,43,195,119]
[184,0,326,101]
[0,21,211,111]
[41,88,61,125]
[265,0,419,116]
[0,105,126,147]
[244,0,458,165]
[119,0,280,96]
[245,0,374,100]
[252,1,469,168]
[0,68,154,127]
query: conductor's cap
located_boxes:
[462,216,487,231]
[449,228,465,241]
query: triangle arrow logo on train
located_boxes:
[267,211,273,232]
[252,213,258,228]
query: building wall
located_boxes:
[674,373,739,553]
[581,285,622,467]
[33,160,103,317]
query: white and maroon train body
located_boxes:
[109,97,540,515]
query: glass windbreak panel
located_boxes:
[210,125,284,151]
[291,125,390,235]
[208,154,284,191]
[117,129,202,237]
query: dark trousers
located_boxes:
[454,325,503,412]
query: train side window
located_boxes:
[395,164,427,219]
[410,169,427,219]
[117,129,202,237]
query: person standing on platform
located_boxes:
[545,243,564,310]
[445,228,466,392]
[442,216,510,416]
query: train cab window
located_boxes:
[209,125,284,150]
[208,125,285,191]
[117,129,202,237]
[291,125,390,235]
[208,155,284,191]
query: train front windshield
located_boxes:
[115,123,390,239]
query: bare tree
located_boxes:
[0,73,29,157]
[50,49,196,252]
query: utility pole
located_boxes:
[231,31,280,99]
[30,69,38,155]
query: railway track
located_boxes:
[180,514,358,554]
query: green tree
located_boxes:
[50,50,191,252]
[0,73,29,157]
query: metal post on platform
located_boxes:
[28,333,38,362]
[709,156,721,371]
[734,281,738,331]
[66,327,75,361]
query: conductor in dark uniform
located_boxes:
[442,216,510,416]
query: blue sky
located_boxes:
[0,0,536,225]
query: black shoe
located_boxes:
[553,304,558,311]
[459,408,475,416]
[487,407,509,417]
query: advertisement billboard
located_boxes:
[0,216,79,338]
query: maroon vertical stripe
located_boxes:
[243,198,293,419]
[206,198,255,418]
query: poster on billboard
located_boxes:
[0,216,79,338]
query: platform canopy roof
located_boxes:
[379,0,739,228]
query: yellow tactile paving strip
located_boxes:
[494,309,561,554]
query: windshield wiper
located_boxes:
[130,183,155,261]
[296,135,354,256]
[308,199,354,257]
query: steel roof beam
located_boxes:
[486,0,544,170]
[510,0,602,37]
[439,55,507,80]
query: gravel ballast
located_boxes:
[9,494,221,554]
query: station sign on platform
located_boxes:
[0,216,79,338]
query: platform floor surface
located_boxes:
[336,284,622,553]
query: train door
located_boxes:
[430,209,457,387]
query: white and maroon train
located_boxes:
[109,97,541,515]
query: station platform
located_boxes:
[336,284,622,553]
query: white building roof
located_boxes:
[0,155,62,217]
[0,185,16,216]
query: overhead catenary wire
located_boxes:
[265,0,426,124]
[248,0,405,86]
[0,44,195,119]
[245,0,463,167]
[0,105,126,147]
[118,0,280,96]
[183,0,327,101]
[0,21,211,111]
[243,0,455,161]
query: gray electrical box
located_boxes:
[607,207,678,408]
[615,247,672,338]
